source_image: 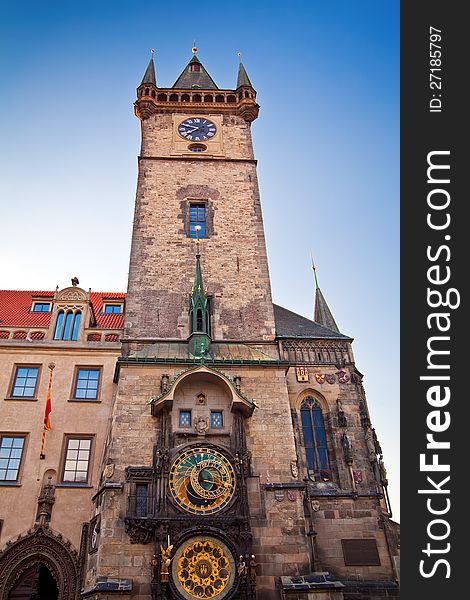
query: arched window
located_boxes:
[53,311,64,340]
[300,397,330,480]
[71,311,81,340]
[53,310,82,341]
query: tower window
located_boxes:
[300,397,330,480]
[189,203,207,238]
[190,63,201,72]
[179,410,192,428]
[210,411,223,429]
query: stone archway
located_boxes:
[0,525,80,600]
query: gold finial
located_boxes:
[192,42,198,54]
[194,224,202,248]
[151,48,155,56]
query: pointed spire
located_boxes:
[140,49,156,86]
[189,230,210,337]
[237,56,253,88]
[172,51,218,90]
[312,260,340,333]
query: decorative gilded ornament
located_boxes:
[315,374,325,384]
[295,366,309,382]
[172,537,235,599]
[169,446,236,515]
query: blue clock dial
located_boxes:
[178,117,217,141]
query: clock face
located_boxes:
[169,446,236,515]
[178,118,217,142]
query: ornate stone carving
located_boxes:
[0,525,79,600]
[36,477,55,524]
[194,415,209,435]
[124,519,155,544]
[56,287,87,302]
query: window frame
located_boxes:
[299,397,331,482]
[53,309,82,341]
[179,410,192,428]
[0,433,27,484]
[70,366,102,402]
[32,302,51,313]
[102,303,123,314]
[189,202,207,239]
[210,410,224,429]
[60,435,94,486]
[8,364,42,400]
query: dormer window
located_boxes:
[189,63,201,73]
[103,303,123,314]
[32,302,51,313]
[54,310,82,341]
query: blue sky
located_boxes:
[0,1,400,517]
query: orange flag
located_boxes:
[43,367,53,431]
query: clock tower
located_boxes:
[83,51,399,600]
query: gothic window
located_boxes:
[72,368,101,400]
[0,435,25,482]
[10,365,40,398]
[61,437,92,484]
[189,203,207,238]
[300,397,330,480]
[54,310,81,341]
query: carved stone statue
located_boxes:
[341,432,353,464]
[365,428,378,462]
[336,399,347,427]
[237,555,247,579]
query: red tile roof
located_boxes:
[0,290,125,330]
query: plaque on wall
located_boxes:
[341,539,381,566]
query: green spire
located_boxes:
[237,60,253,88]
[312,260,340,333]
[189,243,210,335]
[140,50,156,86]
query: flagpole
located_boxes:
[40,362,55,459]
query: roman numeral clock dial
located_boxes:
[178,118,217,141]
[169,447,236,515]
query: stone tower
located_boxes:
[82,52,399,600]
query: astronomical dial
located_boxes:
[178,118,217,141]
[169,447,236,515]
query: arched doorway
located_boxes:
[0,525,79,600]
[8,563,59,599]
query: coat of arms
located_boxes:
[326,374,336,384]
[295,366,309,382]
[337,370,350,384]
[315,374,325,384]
